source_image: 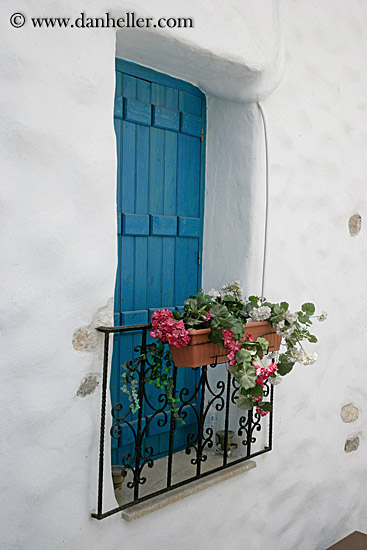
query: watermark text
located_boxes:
[10,12,194,30]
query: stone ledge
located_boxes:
[121,460,256,521]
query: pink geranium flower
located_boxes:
[151,309,191,348]
[256,407,270,417]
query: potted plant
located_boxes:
[121,280,326,417]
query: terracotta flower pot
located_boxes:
[169,321,281,368]
[243,321,281,352]
[169,328,226,368]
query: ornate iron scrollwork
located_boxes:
[92,324,274,520]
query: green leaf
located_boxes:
[307,334,318,343]
[236,396,253,410]
[257,402,272,412]
[239,366,257,389]
[208,326,223,344]
[248,296,259,306]
[277,354,295,376]
[247,384,264,398]
[235,348,252,368]
[280,302,289,312]
[302,302,315,315]
[256,337,269,356]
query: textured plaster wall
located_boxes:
[1,1,367,549]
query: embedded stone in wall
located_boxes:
[344,435,360,453]
[72,328,98,351]
[76,375,99,397]
[92,297,114,327]
[348,214,362,236]
[72,299,114,354]
[340,404,359,423]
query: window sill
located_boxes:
[117,457,256,521]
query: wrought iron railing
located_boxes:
[91,324,274,520]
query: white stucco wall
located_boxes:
[1,1,367,549]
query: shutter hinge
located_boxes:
[198,251,201,265]
[201,128,204,142]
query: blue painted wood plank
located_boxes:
[120,236,134,311]
[122,121,136,213]
[119,418,146,446]
[114,119,122,214]
[146,411,171,436]
[135,125,149,215]
[182,405,198,426]
[158,433,169,455]
[174,237,188,305]
[186,136,201,218]
[134,237,148,310]
[178,217,200,237]
[124,97,152,126]
[162,237,175,307]
[117,58,205,98]
[122,213,149,236]
[187,238,199,295]
[165,87,179,110]
[147,236,163,309]
[177,133,189,217]
[149,128,165,215]
[179,91,202,116]
[114,312,121,325]
[136,77,151,103]
[116,444,134,465]
[152,105,179,131]
[121,309,148,326]
[164,131,177,216]
[115,70,122,96]
[150,215,177,236]
[114,96,123,119]
[151,82,166,107]
[180,112,202,138]
[122,73,137,99]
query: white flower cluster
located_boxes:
[206,288,221,299]
[221,280,243,300]
[289,349,304,362]
[289,348,317,365]
[275,317,297,339]
[284,311,298,323]
[251,306,271,321]
[275,320,293,339]
[318,311,328,322]
[300,352,318,365]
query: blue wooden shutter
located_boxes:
[111,59,206,464]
